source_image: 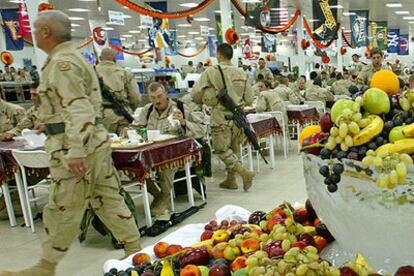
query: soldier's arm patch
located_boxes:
[58,61,71,71]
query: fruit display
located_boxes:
[105,200,413,275]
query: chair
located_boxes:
[11,150,50,233]
[1,182,17,227]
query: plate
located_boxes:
[111,139,153,150]
[152,134,177,143]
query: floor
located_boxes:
[0,143,308,276]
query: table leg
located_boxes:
[247,144,254,172]
[2,183,16,227]
[269,134,275,169]
[14,171,30,227]
[185,162,195,207]
[297,122,301,152]
[142,181,152,228]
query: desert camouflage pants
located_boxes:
[211,123,245,172]
[42,146,139,263]
[102,108,130,135]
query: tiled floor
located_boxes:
[0,149,307,275]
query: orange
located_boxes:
[370,70,400,95]
[299,125,321,146]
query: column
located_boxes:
[26,0,48,68]
[219,0,232,42]
[296,14,306,76]
[337,28,343,73]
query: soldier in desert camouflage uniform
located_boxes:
[0,98,25,133]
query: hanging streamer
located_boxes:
[230,0,301,34]
[177,42,208,58]
[114,0,214,19]
[303,17,337,49]
[110,43,154,57]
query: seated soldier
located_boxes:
[305,73,335,103]
[289,75,306,104]
[0,94,25,134]
[256,80,288,126]
[273,76,291,101]
[133,82,205,219]
[331,73,353,96]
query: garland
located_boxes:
[302,17,337,49]
[109,43,154,57]
[341,30,356,49]
[230,0,301,34]
[76,38,94,49]
[114,0,214,19]
[177,42,208,58]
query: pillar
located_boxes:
[296,14,306,76]
[26,0,48,68]
[337,28,343,73]
[219,0,232,42]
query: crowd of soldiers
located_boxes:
[0,65,39,83]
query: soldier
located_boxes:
[273,76,291,101]
[182,61,196,79]
[256,80,288,124]
[0,96,25,133]
[96,47,139,135]
[331,73,353,96]
[357,47,387,86]
[3,65,14,81]
[255,58,274,84]
[320,71,329,88]
[0,84,40,141]
[191,43,255,191]
[134,82,204,218]
[350,54,364,77]
[305,75,335,103]
[0,10,141,276]
[289,75,306,104]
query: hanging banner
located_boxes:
[164,30,177,56]
[372,21,387,51]
[399,34,409,56]
[146,1,167,28]
[200,25,209,36]
[215,13,223,45]
[350,10,369,47]
[109,38,124,60]
[387,29,400,54]
[89,19,107,56]
[312,0,338,41]
[245,0,280,28]
[242,38,252,59]
[208,35,217,57]
[18,0,31,37]
[261,33,276,53]
[108,10,125,26]
[1,9,24,51]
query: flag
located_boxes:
[350,10,369,47]
[1,9,24,50]
[387,29,400,53]
[399,34,409,55]
[372,21,387,50]
[18,0,31,37]
[164,30,177,56]
[312,0,338,41]
[245,1,280,28]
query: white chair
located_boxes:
[1,183,17,227]
[11,150,51,233]
[304,101,326,115]
[120,178,152,227]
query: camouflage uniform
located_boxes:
[134,99,204,218]
[181,65,196,79]
[256,90,288,124]
[37,41,139,263]
[255,67,274,83]
[357,64,387,86]
[272,84,290,101]
[96,60,139,135]
[331,79,353,96]
[350,61,364,76]
[288,84,305,105]
[191,61,255,190]
[305,84,335,103]
[6,106,39,136]
[3,72,14,81]
[0,100,25,132]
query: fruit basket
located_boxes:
[303,153,414,272]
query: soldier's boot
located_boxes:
[219,171,238,190]
[0,200,23,221]
[234,163,255,192]
[119,240,142,260]
[151,193,171,219]
[0,259,57,276]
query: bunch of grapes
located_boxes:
[325,97,365,152]
[319,163,345,193]
[362,150,413,189]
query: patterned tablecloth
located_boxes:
[250,118,282,138]
[0,137,202,184]
[287,108,320,124]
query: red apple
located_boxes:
[209,263,230,276]
[302,132,328,155]
[320,112,333,133]
[264,240,284,258]
[266,216,285,232]
[180,247,210,267]
[166,244,183,256]
[132,252,151,265]
[315,222,335,243]
[200,230,214,241]
[292,241,307,250]
[299,233,316,247]
[339,267,358,276]
[293,208,308,223]
[153,242,169,258]
[395,266,414,276]
[305,199,317,221]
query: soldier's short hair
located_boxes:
[310,71,318,80]
[313,77,322,86]
[257,74,264,80]
[370,47,383,57]
[148,82,166,94]
[36,10,71,43]
[217,43,233,60]
[259,80,271,88]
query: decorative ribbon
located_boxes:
[230,0,301,34]
[177,42,208,58]
[341,30,356,49]
[114,0,215,19]
[302,17,337,49]
[109,43,154,57]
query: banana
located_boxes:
[353,115,384,146]
[389,138,414,154]
[160,260,174,276]
[375,143,393,154]
[403,123,414,137]
[191,239,213,248]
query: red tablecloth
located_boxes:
[287,108,319,124]
[250,118,282,138]
[0,137,201,184]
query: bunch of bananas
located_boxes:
[352,115,384,147]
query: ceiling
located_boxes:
[1,0,414,49]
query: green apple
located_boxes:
[362,88,390,114]
[331,99,355,125]
[198,266,209,276]
[233,268,249,276]
[389,125,407,143]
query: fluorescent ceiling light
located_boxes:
[188,31,199,35]
[177,24,192,27]
[214,10,221,13]
[194,17,210,22]
[138,39,147,42]
[308,19,320,22]
[409,21,414,24]
[329,5,343,9]
[8,0,20,3]
[69,17,85,21]
[67,8,90,12]
[403,16,414,20]
[71,23,80,27]
[122,34,133,38]
[128,30,140,34]
[396,11,410,14]
[120,37,126,41]
[71,29,76,32]
[208,27,215,30]
[195,37,204,40]
[102,27,114,30]
[179,3,198,8]
[386,3,403,8]
[177,35,186,38]
[343,12,356,16]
